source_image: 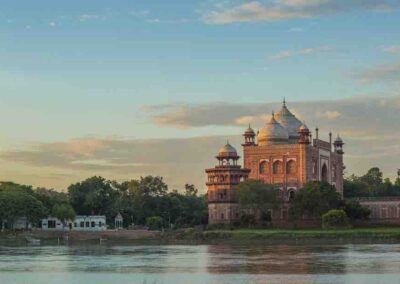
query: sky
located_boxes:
[1,0,400,192]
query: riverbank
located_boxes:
[2,227,400,245]
[162,227,400,244]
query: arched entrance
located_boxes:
[321,163,328,182]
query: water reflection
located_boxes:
[1,244,400,284]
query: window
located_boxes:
[99,221,103,227]
[259,161,268,174]
[91,221,95,228]
[80,221,84,228]
[289,191,295,201]
[221,213,224,220]
[48,220,56,229]
[74,222,77,228]
[286,160,296,174]
[273,160,283,174]
[85,221,90,227]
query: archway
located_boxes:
[321,163,328,182]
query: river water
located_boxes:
[1,243,400,284]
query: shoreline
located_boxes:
[2,227,400,246]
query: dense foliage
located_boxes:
[0,176,207,230]
[289,182,343,220]
[322,209,350,229]
[344,167,400,197]
[237,179,283,223]
[0,182,46,229]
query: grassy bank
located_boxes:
[163,227,400,244]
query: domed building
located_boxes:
[206,99,345,225]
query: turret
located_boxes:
[242,124,256,146]
[333,135,344,154]
[298,122,311,144]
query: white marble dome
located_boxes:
[274,100,302,139]
[257,114,289,145]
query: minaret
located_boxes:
[333,135,344,154]
[206,142,250,225]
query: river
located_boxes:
[1,243,400,283]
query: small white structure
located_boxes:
[41,215,106,231]
[41,217,67,230]
[72,216,106,231]
[114,213,123,230]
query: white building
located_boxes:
[73,216,106,231]
[41,215,106,231]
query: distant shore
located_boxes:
[2,227,400,245]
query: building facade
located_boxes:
[206,99,345,225]
[41,215,107,231]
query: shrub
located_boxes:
[240,214,256,228]
[146,216,163,230]
[322,209,350,229]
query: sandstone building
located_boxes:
[206,99,345,225]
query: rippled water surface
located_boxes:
[1,243,400,283]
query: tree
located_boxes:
[237,179,283,222]
[146,216,163,230]
[52,204,76,224]
[184,184,198,196]
[289,182,342,220]
[68,176,120,223]
[344,200,371,221]
[360,167,383,187]
[0,183,46,229]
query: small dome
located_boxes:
[334,135,343,143]
[275,99,302,138]
[257,113,289,145]
[218,142,238,157]
[298,122,309,132]
[244,124,255,136]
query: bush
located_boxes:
[240,214,256,228]
[146,216,163,230]
[322,209,350,229]
[344,200,371,221]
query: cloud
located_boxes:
[144,96,400,138]
[0,136,234,191]
[380,45,400,55]
[49,22,56,27]
[356,63,400,83]
[270,46,334,60]
[204,0,398,24]
[3,96,400,190]
[129,10,150,17]
[316,110,341,120]
[78,14,105,22]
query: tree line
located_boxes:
[344,167,400,198]
[0,176,207,230]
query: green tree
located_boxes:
[68,176,120,221]
[146,216,163,230]
[344,200,371,221]
[237,179,283,222]
[289,182,342,220]
[360,167,383,187]
[0,183,46,229]
[52,204,76,224]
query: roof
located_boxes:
[218,142,238,157]
[257,113,289,145]
[274,100,302,138]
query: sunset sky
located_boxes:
[1,0,400,191]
